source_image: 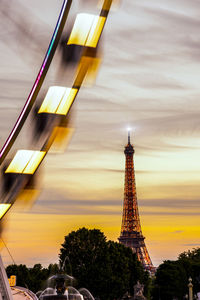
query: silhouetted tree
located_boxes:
[6,264,30,289]
[59,227,149,300]
[152,248,200,300]
[6,263,59,293]
[152,260,187,300]
[47,263,60,276]
[29,264,48,293]
[178,248,200,295]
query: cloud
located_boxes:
[140,198,200,208]
[182,243,200,246]
[23,187,200,217]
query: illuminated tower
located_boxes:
[118,132,154,272]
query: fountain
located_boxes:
[38,273,94,300]
[78,288,95,300]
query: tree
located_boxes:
[29,264,49,293]
[59,227,149,300]
[178,248,200,295]
[6,264,30,289]
[152,260,187,300]
[152,247,200,299]
[179,248,200,261]
[47,263,60,276]
[6,263,58,293]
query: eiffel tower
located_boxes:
[118,132,154,272]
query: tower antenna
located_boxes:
[128,130,130,144]
[127,128,131,144]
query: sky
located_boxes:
[0,0,200,268]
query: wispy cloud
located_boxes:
[182,243,200,247]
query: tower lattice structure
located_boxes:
[118,133,154,272]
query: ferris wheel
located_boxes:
[0,0,115,223]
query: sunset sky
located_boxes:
[0,0,200,268]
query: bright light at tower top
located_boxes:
[127,128,131,144]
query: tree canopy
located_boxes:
[6,263,59,293]
[59,227,149,300]
[152,248,200,300]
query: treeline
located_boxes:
[6,263,59,293]
[5,228,200,300]
[152,248,200,300]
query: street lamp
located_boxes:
[188,277,193,300]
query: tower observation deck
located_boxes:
[118,132,154,272]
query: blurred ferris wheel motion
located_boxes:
[0,0,119,226]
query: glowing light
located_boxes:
[86,16,105,47]
[56,89,77,115]
[5,150,46,174]
[67,13,106,48]
[24,151,46,174]
[38,86,78,115]
[0,204,11,219]
[68,14,94,46]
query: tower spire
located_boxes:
[118,135,154,273]
[128,130,131,144]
